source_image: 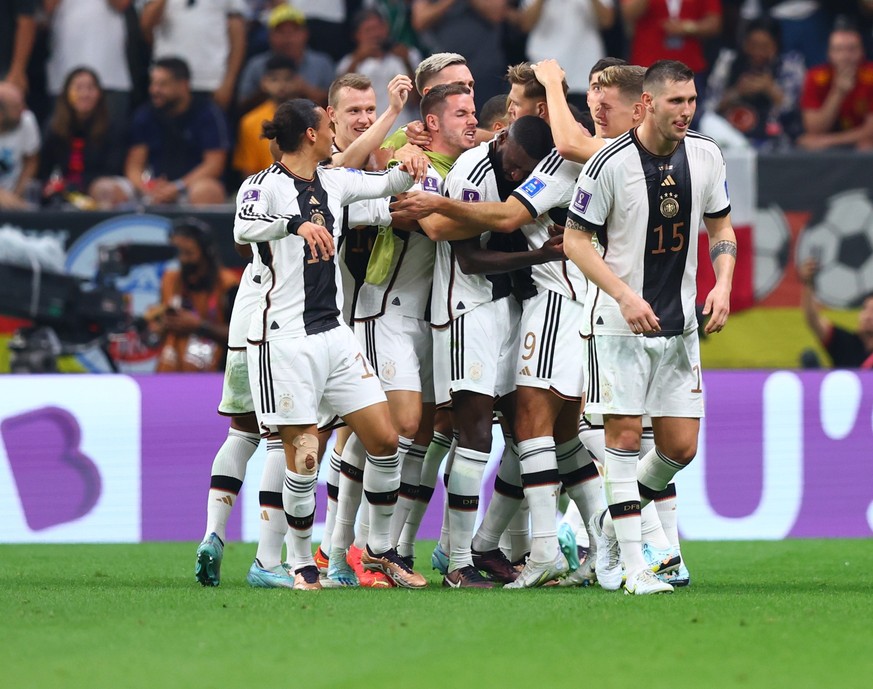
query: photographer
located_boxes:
[146,218,239,372]
[799,258,873,369]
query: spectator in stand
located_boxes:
[0,81,39,209]
[798,23,873,150]
[232,55,298,178]
[509,0,615,111]
[411,0,508,105]
[39,67,126,208]
[120,57,229,206]
[146,217,240,372]
[336,8,421,126]
[44,1,135,124]
[140,0,247,112]
[622,0,722,102]
[799,257,873,368]
[286,0,351,63]
[705,17,805,149]
[237,5,335,107]
[760,1,830,69]
[368,0,425,55]
[0,0,36,93]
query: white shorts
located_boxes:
[355,312,435,403]
[228,264,260,348]
[585,331,705,418]
[218,348,255,416]
[433,297,520,407]
[247,324,387,431]
[516,291,586,400]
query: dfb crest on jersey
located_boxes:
[660,192,679,218]
[462,189,481,202]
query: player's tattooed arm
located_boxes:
[565,217,593,233]
[710,239,737,263]
[702,214,737,334]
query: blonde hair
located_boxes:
[598,65,646,102]
[506,62,568,99]
[414,53,467,95]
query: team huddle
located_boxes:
[194,51,737,595]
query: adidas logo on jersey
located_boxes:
[270,321,280,330]
[392,297,401,306]
[309,195,320,204]
[661,175,677,187]
[519,366,532,376]
[456,301,466,310]
[596,316,604,325]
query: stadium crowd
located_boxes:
[2,1,873,210]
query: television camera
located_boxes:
[1,243,178,373]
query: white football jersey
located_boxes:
[431,141,516,328]
[511,148,588,301]
[569,129,730,337]
[234,162,409,342]
[355,163,446,321]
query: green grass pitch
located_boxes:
[2,540,871,689]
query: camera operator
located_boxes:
[146,218,240,372]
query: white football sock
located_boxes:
[603,447,645,572]
[518,436,560,563]
[446,446,489,571]
[282,469,317,570]
[398,432,450,558]
[472,443,523,553]
[255,438,287,569]
[363,451,401,555]
[319,448,342,557]
[204,428,259,541]
[331,433,365,554]
[390,438,425,547]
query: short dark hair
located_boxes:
[352,7,387,32]
[152,57,191,82]
[171,217,221,286]
[644,60,695,93]
[589,56,627,82]
[262,98,322,153]
[478,94,509,130]
[420,83,471,120]
[264,55,297,75]
[506,115,554,161]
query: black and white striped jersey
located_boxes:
[431,141,515,328]
[510,147,588,301]
[568,129,730,337]
[234,162,410,342]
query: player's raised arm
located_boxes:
[332,75,414,170]
[532,60,604,163]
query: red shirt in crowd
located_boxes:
[800,62,873,131]
[628,0,722,74]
